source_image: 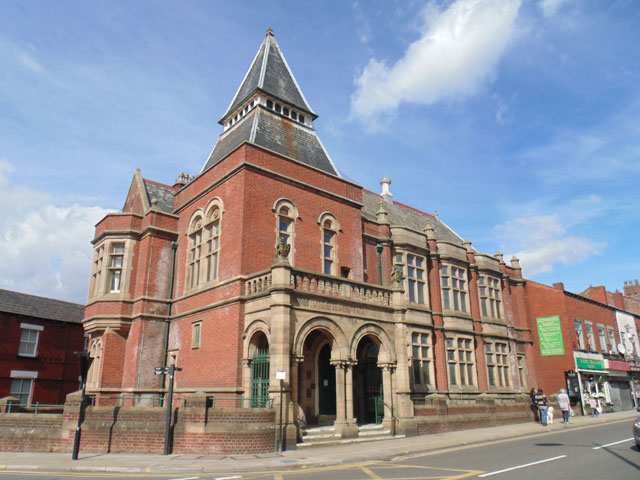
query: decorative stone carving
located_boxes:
[391,265,403,286]
[273,236,291,266]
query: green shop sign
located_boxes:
[537,315,565,356]
[576,357,604,370]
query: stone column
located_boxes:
[334,361,358,438]
[345,361,355,422]
[333,362,346,423]
[380,364,395,431]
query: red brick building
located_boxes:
[81,28,536,450]
[525,281,639,414]
[0,289,85,406]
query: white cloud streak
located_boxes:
[538,0,569,18]
[351,0,521,119]
[0,159,111,303]
[495,214,605,276]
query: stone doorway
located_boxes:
[299,330,336,425]
[354,336,382,424]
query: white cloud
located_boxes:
[0,159,111,303]
[495,214,604,276]
[351,0,521,119]
[16,51,43,73]
[538,0,569,18]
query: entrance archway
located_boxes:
[248,331,269,407]
[299,330,336,425]
[354,336,382,424]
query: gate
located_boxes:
[251,348,270,407]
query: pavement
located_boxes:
[0,409,637,475]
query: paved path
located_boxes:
[0,410,637,475]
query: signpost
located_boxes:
[276,371,286,453]
[155,364,182,455]
[71,350,91,461]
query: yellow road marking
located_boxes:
[360,466,382,479]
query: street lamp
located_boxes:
[71,350,91,461]
[155,364,182,455]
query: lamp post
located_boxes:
[71,350,91,461]
[155,364,181,455]
[376,243,384,285]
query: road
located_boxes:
[0,419,637,479]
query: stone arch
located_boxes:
[242,320,271,360]
[350,323,396,364]
[293,317,349,361]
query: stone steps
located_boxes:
[296,423,404,449]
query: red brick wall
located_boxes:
[0,313,85,405]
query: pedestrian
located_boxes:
[558,388,570,424]
[530,388,539,423]
[535,388,549,426]
[588,396,600,417]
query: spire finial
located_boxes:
[266,26,274,37]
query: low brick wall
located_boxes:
[0,413,66,452]
[414,394,536,435]
[0,393,276,454]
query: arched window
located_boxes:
[204,205,221,283]
[187,215,203,289]
[318,213,339,275]
[87,338,102,389]
[273,199,297,264]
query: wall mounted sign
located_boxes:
[536,315,565,356]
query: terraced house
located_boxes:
[81,28,536,453]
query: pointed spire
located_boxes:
[220,28,316,124]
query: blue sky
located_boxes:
[1,0,639,304]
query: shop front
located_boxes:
[574,352,608,414]
[605,359,634,412]
[631,364,640,409]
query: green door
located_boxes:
[251,348,269,407]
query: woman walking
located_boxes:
[558,388,570,424]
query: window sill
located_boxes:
[17,354,38,359]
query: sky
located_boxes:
[1,0,639,304]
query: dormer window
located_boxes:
[291,111,297,120]
[275,103,281,113]
[267,99,273,109]
[299,115,305,124]
[283,107,289,116]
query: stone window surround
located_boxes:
[411,331,434,390]
[318,212,339,276]
[597,324,607,352]
[395,250,428,306]
[606,326,617,354]
[273,198,298,266]
[89,239,133,300]
[185,198,224,291]
[517,353,527,390]
[87,338,103,389]
[477,273,503,320]
[440,262,470,314]
[18,323,43,358]
[446,334,477,389]
[485,339,510,389]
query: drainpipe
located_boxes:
[376,243,383,285]
[162,241,178,390]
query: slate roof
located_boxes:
[202,107,339,176]
[0,289,85,324]
[222,27,315,123]
[361,190,465,246]
[143,180,175,214]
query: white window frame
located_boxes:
[10,370,38,406]
[478,274,502,320]
[319,214,339,276]
[607,327,617,354]
[574,319,585,350]
[91,244,105,298]
[485,340,510,388]
[18,323,43,357]
[107,243,125,293]
[446,335,476,388]
[585,322,596,351]
[411,332,433,388]
[203,202,222,283]
[187,215,204,289]
[440,264,469,313]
